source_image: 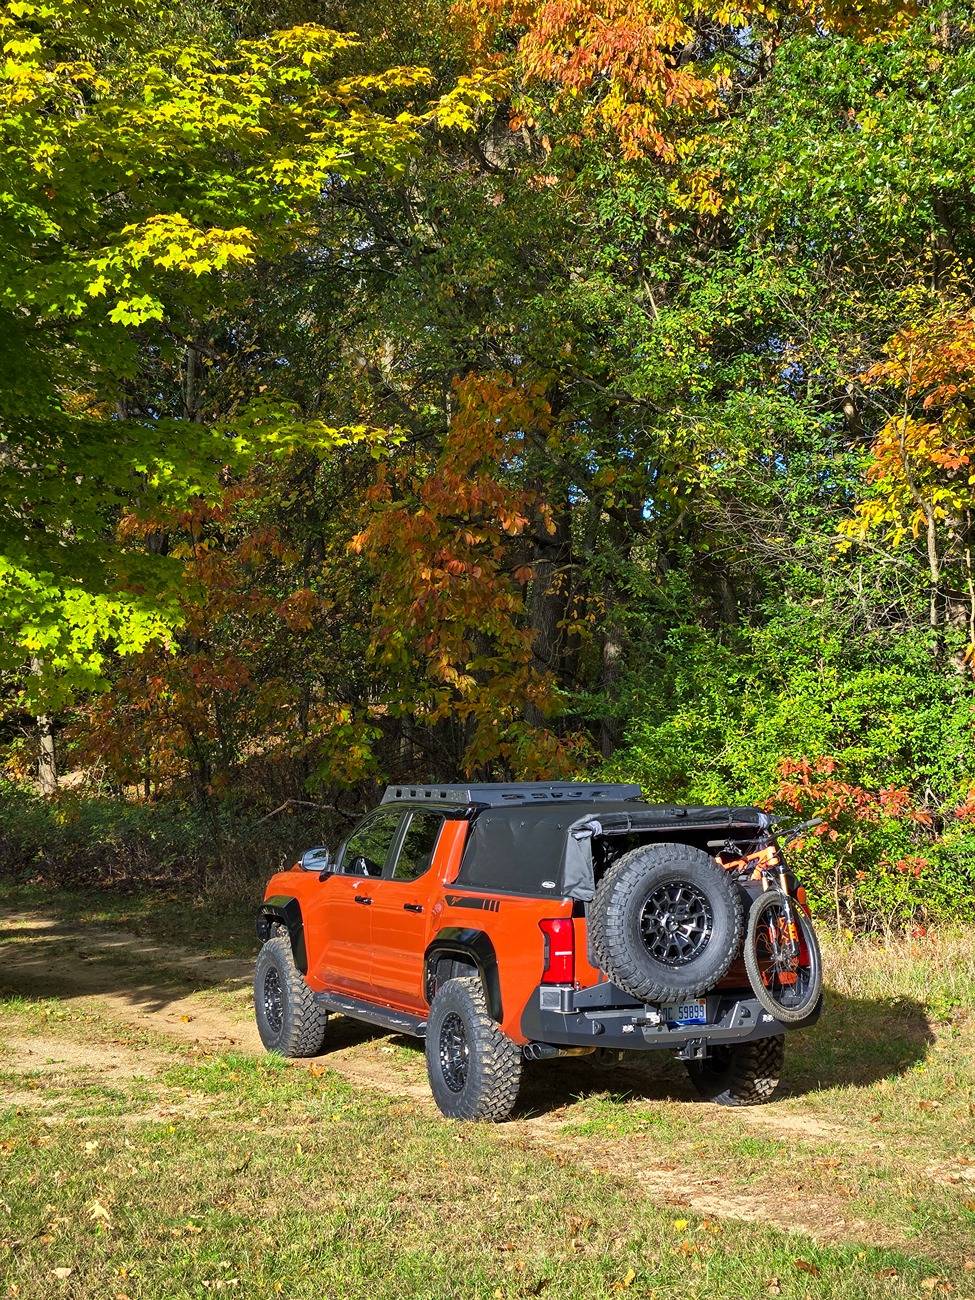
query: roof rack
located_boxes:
[380,782,643,807]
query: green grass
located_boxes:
[0,1032,965,1300]
[2,892,975,1296]
[0,878,258,958]
[567,1092,682,1140]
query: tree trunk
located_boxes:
[30,658,57,797]
[599,604,624,758]
[597,493,646,755]
[925,509,941,631]
[37,712,57,796]
[525,494,572,726]
[181,721,223,877]
[182,342,200,422]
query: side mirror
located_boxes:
[299,846,332,875]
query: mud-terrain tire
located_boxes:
[425,976,522,1121]
[588,842,744,1003]
[684,1035,784,1106]
[254,934,328,1058]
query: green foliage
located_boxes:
[605,601,975,924]
[0,0,481,701]
[4,0,975,929]
[0,778,337,889]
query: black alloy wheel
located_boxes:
[438,1012,470,1093]
[424,976,522,1121]
[639,878,714,967]
[262,965,284,1034]
[587,842,745,1003]
[253,934,328,1057]
[685,1035,785,1106]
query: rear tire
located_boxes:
[589,842,744,1003]
[685,1036,784,1106]
[254,935,328,1058]
[425,976,522,1121]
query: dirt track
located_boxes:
[0,907,912,1247]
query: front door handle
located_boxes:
[354,895,373,906]
[403,903,424,913]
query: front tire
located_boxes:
[425,976,522,1121]
[744,891,823,1024]
[685,1036,784,1106]
[254,934,328,1058]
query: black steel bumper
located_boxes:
[520,982,821,1055]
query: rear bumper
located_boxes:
[520,983,821,1054]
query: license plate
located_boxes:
[662,998,707,1025]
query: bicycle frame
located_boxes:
[717,842,809,971]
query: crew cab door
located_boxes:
[313,809,403,998]
[368,810,447,1013]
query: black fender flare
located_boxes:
[424,928,502,1023]
[256,896,307,974]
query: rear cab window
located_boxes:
[454,808,570,898]
[389,811,446,882]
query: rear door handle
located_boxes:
[354,895,373,906]
[403,903,423,913]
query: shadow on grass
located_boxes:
[513,989,936,1116]
[0,903,937,1118]
[306,987,937,1119]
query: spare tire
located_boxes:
[588,842,744,1004]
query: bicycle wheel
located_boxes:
[743,890,822,1024]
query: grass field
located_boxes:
[1,882,973,1299]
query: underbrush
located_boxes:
[605,617,975,927]
[0,779,344,897]
[3,776,975,934]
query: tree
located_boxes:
[842,307,975,642]
[0,0,490,707]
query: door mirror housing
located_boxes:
[299,846,332,874]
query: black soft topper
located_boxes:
[455,801,770,900]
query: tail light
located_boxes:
[539,918,575,984]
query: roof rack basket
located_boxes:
[381,782,643,807]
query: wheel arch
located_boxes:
[256,895,307,974]
[424,928,502,1023]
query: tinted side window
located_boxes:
[390,812,445,883]
[341,812,402,876]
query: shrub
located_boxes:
[604,611,975,928]
[0,780,347,898]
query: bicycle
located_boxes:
[718,818,824,1024]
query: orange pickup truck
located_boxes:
[255,782,821,1120]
